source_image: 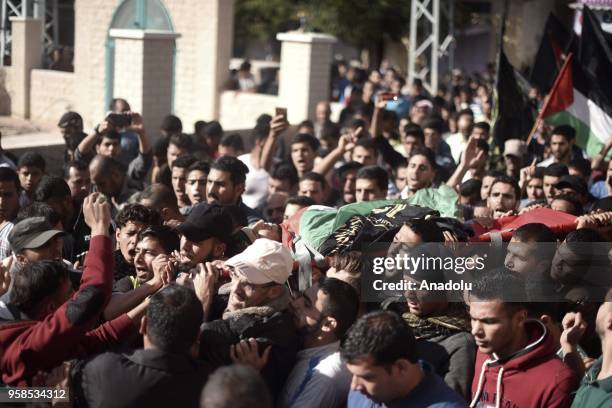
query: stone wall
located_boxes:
[73,0,233,132]
[219,91,279,130]
[0,67,12,115]
[73,0,120,128]
[30,70,76,125]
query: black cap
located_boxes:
[554,175,588,197]
[337,161,363,177]
[177,203,233,243]
[8,217,67,254]
[57,111,83,128]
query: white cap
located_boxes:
[504,139,527,158]
[225,239,293,285]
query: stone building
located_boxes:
[0,0,339,136]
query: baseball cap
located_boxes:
[177,203,233,243]
[8,217,67,254]
[504,139,527,158]
[554,175,588,197]
[414,99,433,110]
[57,111,83,128]
[337,161,363,177]
[225,239,292,285]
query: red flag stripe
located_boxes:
[540,53,574,118]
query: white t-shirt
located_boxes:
[445,132,468,164]
[238,153,269,210]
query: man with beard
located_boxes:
[550,228,608,304]
[280,277,359,408]
[505,223,558,301]
[401,260,475,399]
[486,175,520,219]
[197,238,299,401]
[538,125,581,167]
[207,156,261,225]
[176,203,233,268]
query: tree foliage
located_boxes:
[234,0,411,53]
[234,0,301,44]
[303,0,411,49]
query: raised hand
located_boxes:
[374,93,390,110]
[561,312,587,347]
[337,133,356,154]
[97,120,113,134]
[130,112,145,133]
[82,193,111,237]
[150,254,173,289]
[519,158,537,189]
[461,136,485,168]
[351,126,365,140]
[193,262,218,320]
[269,114,289,138]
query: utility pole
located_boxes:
[408,0,455,95]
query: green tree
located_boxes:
[233,0,411,66]
[304,0,411,61]
[234,0,302,57]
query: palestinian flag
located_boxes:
[529,12,576,94]
[541,7,612,158]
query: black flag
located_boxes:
[492,0,535,151]
[529,13,576,94]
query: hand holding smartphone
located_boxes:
[379,92,399,102]
[275,107,287,120]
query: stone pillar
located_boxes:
[276,32,336,124]
[193,0,234,122]
[109,29,180,137]
[10,17,43,118]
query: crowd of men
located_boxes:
[0,63,610,408]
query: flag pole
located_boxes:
[526,53,573,145]
[525,118,541,145]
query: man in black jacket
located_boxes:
[198,238,299,401]
[71,285,210,408]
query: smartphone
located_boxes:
[379,92,399,102]
[106,112,132,128]
[275,107,287,119]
